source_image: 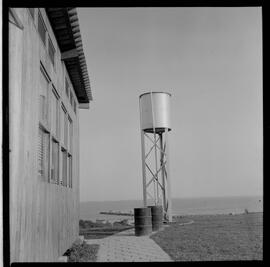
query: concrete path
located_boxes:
[86,228,173,262]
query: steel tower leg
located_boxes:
[159,133,167,219]
[140,130,147,207]
[165,128,172,222]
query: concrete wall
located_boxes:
[9,8,80,262]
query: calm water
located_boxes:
[80,196,263,222]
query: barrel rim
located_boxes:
[139,92,172,98]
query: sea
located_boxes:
[79,195,263,222]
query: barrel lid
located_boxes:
[139,92,172,98]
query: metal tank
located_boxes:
[139,92,171,133]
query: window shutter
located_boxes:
[38,127,49,181]
[38,127,44,177]
[43,130,50,181]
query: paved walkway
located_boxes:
[86,228,173,262]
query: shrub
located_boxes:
[63,241,99,262]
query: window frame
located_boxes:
[51,86,60,139]
[37,64,74,189]
[59,103,73,188]
[39,65,51,131]
[50,137,60,184]
[61,147,68,187]
[38,10,57,69]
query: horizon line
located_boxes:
[80,194,263,203]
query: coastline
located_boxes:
[80,196,263,222]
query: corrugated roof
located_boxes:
[46,8,93,104]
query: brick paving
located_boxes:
[86,228,173,262]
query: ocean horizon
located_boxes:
[79,195,263,222]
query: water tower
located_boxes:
[139,92,172,222]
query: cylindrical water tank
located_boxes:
[139,92,171,133]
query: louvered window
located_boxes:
[38,127,43,176]
[38,126,49,181]
[38,12,46,46]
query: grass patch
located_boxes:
[63,241,99,262]
[151,212,263,261]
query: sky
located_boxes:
[77,7,262,202]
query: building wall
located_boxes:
[9,8,80,262]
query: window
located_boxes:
[60,105,67,147]
[38,12,46,45]
[61,148,67,186]
[38,126,50,181]
[64,114,68,148]
[60,107,73,188]
[65,78,69,98]
[51,140,59,183]
[68,155,72,188]
[68,116,72,152]
[38,64,63,186]
[67,117,73,188]
[39,68,50,128]
[28,8,35,19]
[60,105,72,188]
[48,36,55,66]
[37,64,73,188]
[51,89,59,138]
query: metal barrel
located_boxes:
[134,207,152,236]
[148,205,164,231]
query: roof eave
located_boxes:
[46,7,93,106]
